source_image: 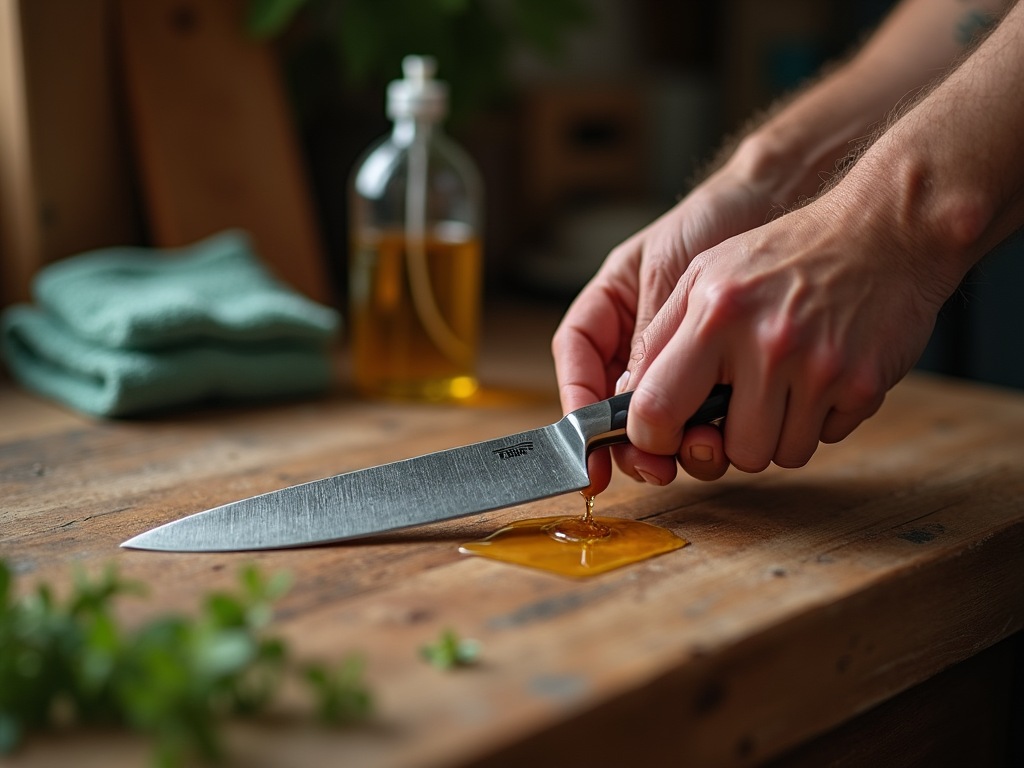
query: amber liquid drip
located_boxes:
[460,492,688,578]
[350,230,481,400]
[547,494,611,542]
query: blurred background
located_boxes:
[1,0,1021,390]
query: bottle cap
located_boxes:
[387,56,449,121]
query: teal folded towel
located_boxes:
[34,230,338,348]
[1,231,340,417]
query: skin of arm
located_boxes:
[747,0,1011,205]
[553,0,1020,494]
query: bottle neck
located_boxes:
[392,116,440,147]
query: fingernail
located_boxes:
[635,468,663,486]
[690,445,714,462]
[615,370,630,395]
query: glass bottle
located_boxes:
[349,55,483,401]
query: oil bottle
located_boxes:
[349,55,483,401]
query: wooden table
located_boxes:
[2,301,1023,767]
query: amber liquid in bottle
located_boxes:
[459,493,688,578]
[350,228,481,401]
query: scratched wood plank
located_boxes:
[2,323,1023,768]
[117,0,330,303]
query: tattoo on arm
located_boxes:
[955,8,997,47]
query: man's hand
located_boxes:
[553,0,1024,496]
[623,196,949,484]
[553,158,783,494]
[623,0,1024,480]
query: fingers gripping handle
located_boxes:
[578,384,732,454]
[682,383,732,429]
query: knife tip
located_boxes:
[120,530,169,551]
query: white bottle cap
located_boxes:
[387,56,449,121]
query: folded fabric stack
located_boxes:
[0,231,340,417]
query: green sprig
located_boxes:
[419,627,481,670]
[0,560,371,766]
[302,655,373,723]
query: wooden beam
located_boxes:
[0,0,39,306]
[0,0,141,308]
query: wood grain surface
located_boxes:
[2,302,1023,767]
[117,0,330,303]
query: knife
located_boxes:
[121,385,731,552]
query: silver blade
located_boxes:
[121,417,590,552]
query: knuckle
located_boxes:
[704,279,744,316]
[756,318,801,370]
[608,242,632,264]
[626,333,649,374]
[698,279,748,331]
[841,367,886,414]
[806,345,845,393]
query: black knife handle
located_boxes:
[583,384,732,454]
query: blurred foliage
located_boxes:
[419,627,481,669]
[0,561,370,767]
[246,0,591,121]
[302,654,372,723]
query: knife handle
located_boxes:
[581,384,732,454]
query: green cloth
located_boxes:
[1,231,340,417]
[34,230,338,347]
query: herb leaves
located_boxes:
[0,561,370,766]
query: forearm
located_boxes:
[727,0,1011,206]
[823,0,1024,300]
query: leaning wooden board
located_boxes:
[1,310,1022,766]
[117,0,330,303]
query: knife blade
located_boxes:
[121,385,731,552]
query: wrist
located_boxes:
[725,59,892,207]
[724,103,857,207]
[822,130,992,306]
[722,130,809,207]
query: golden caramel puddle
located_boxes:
[459,493,688,578]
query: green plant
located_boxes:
[0,561,371,767]
[302,654,372,723]
[246,0,591,120]
[420,627,481,670]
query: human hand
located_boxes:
[556,0,1024,495]
[621,196,954,485]
[553,153,791,494]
